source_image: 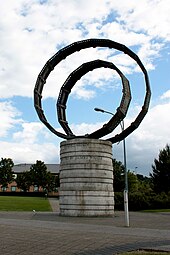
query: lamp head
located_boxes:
[94,107,105,113]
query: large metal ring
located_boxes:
[34,38,151,143]
[57,59,131,138]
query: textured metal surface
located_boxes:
[57,59,131,138]
[34,38,151,143]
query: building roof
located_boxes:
[13,163,60,174]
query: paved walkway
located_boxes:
[0,198,169,255]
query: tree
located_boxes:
[112,159,125,192]
[136,174,152,195]
[15,171,31,192]
[150,144,170,194]
[0,158,14,188]
[29,160,52,192]
[113,158,139,192]
[128,171,139,192]
[46,174,60,192]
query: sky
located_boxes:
[0,0,170,176]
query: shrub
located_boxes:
[114,192,124,210]
[114,191,170,211]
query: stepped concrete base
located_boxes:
[59,138,114,216]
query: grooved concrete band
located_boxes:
[59,138,114,216]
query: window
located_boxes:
[34,185,39,192]
[11,186,17,192]
[1,187,7,192]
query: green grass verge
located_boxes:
[0,196,52,211]
[141,209,170,213]
[121,251,170,255]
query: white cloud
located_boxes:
[0,0,170,176]
[72,86,96,100]
[13,122,47,143]
[1,97,170,175]
[70,121,104,136]
[0,116,61,163]
[123,101,170,175]
[0,0,169,99]
[0,141,60,164]
[63,99,170,176]
[113,0,170,40]
[161,90,170,100]
[0,101,22,137]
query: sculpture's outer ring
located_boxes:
[34,38,151,143]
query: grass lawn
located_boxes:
[141,209,170,213]
[122,251,170,255]
[0,196,52,211]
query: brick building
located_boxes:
[0,163,60,196]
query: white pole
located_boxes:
[122,121,130,227]
[124,190,129,227]
[94,107,130,226]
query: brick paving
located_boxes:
[0,198,169,255]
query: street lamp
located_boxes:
[94,107,130,227]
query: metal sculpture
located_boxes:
[34,38,151,143]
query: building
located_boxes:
[0,163,60,196]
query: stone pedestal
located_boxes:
[59,138,114,216]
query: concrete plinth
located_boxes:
[59,138,114,216]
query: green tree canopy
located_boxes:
[128,171,139,192]
[150,144,170,194]
[15,171,32,192]
[29,160,53,192]
[112,159,125,192]
[113,158,143,193]
[44,173,59,193]
[0,158,14,188]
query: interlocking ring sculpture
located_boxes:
[34,39,151,143]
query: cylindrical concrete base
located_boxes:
[59,138,114,216]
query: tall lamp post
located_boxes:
[94,107,129,227]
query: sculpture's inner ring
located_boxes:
[57,59,131,139]
[34,39,151,143]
